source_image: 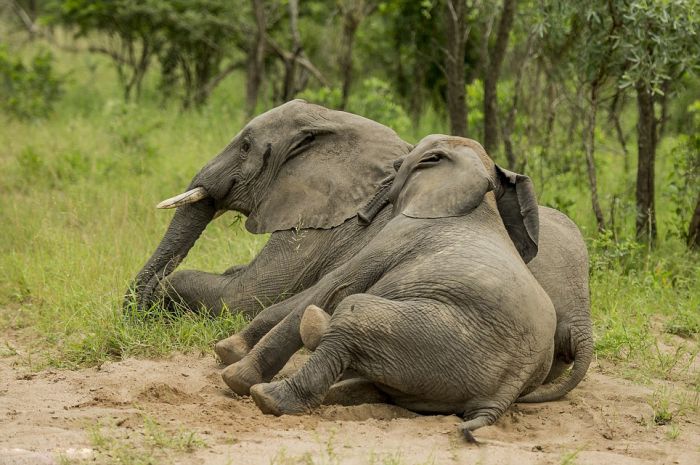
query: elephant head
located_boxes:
[360,135,539,262]
[129,100,410,309]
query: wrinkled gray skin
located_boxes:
[129,101,590,402]
[219,150,591,404]
[241,136,558,437]
[128,99,411,315]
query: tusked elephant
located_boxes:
[128,102,591,401]
[127,99,411,316]
[242,136,557,439]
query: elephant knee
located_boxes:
[300,305,330,351]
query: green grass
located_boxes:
[587,231,700,385]
[0,28,698,382]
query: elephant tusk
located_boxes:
[156,187,209,209]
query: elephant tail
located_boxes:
[517,327,593,403]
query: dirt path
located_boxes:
[1,350,698,465]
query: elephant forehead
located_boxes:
[411,135,496,179]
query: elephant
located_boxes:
[217,144,593,402]
[128,101,591,401]
[127,99,412,318]
[237,135,558,438]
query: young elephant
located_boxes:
[244,136,557,437]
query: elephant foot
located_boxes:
[299,305,331,351]
[214,335,250,365]
[250,380,311,416]
[323,378,389,406]
[221,360,262,396]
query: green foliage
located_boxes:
[154,0,245,107]
[535,0,700,92]
[0,46,62,119]
[46,0,243,105]
[590,238,699,381]
[297,86,343,108]
[665,101,700,241]
[588,230,643,274]
[298,78,412,134]
[616,0,700,93]
[351,78,412,135]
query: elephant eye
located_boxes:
[241,140,251,153]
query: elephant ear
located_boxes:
[495,166,539,263]
[397,147,493,219]
[245,118,411,234]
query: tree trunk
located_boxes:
[246,0,266,117]
[688,192,700,249]
[444,0,468,137]
[583,89,606,232]
[635,81,657,243]
[483,0,516,154]
[338,9,359,110]
[609,90,629,175]
[502,37,529,170]
[281,0,303,101]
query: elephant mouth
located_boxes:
[218,177,253,216]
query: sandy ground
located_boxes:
[1,346,699,465]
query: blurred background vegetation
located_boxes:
[0,0,698,382]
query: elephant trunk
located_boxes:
[126,197,217,310]
[357,174,395,225]
[516,321,594,403]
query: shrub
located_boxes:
[0,47,62,119]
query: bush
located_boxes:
[297,86,343,109]
[665,101,700,242]
[0,47,62,119]
[351,78,411,136]
[296,79,412,136]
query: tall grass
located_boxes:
[0,32,697,376]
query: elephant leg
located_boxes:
[250,337,351,415]
[300,304,330,351]
[322,378,389,406]
[160,270,235,315]
[250,294,391,415]
[223,264,247,276]
[214,293,315,365]
[221,307,305,395]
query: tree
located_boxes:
[689,193,700,249]
[362,0,448,127]
[47,0,247,107]
[337,0,378,109]
[481,0,516,153]
[157,1,245,108]
[47,0,163,100]
[246,0,267,116]
[443,0,469,136]
[535,0,699,240]
[613,0,700,242]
